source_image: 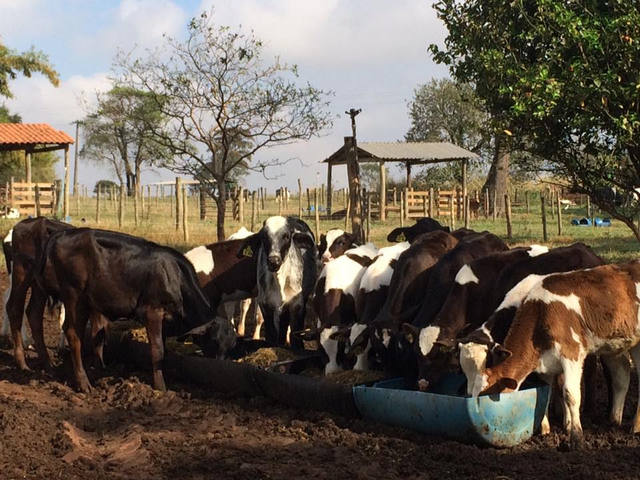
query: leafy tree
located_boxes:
[430,0,640,239]
[81,86,169,195]
[0,41,59,98]
[116,11,333,240]
[93,179,120,194]
[0,106,56,185]
[405,78,491,191]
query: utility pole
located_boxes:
[345,108,363,242]
[71,120,81,196]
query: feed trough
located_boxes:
[352,374,550,447]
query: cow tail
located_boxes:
[177,258,212,321]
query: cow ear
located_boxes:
[293,232,315,250]
[345,253,375,268]
[318,234,327,255]
[237,233,261,258]
[401,323,419,344]
[387,227,407,243]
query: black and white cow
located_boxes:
[387,217,450,243]
[314,243,379,373]
[237,216,318,349]
[318,229,358,264]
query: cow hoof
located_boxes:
[76,380,92,394]
[569,433,585,450]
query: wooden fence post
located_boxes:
[314,188,320,241]
[504,194,512,240]
[484,189,489,219]
[556,190,563,236]
[199,186,206,221]
[429,188,434,218]
[95,186,101,224]
[298,179,303,218]
[119,183,125,227]
[175,178,181,231]
[526,191,530,214]
[306,188,311,218]
[492,189,497,221]
[586,195,592,219]
[449,194,455,229]
[464,195,470,229]
[399,190,405,227]
[540,192,548,242]
[182,185,189,243]
[367,192,372,242]
[238,187,244,224]
[133,184,139,226]
[35,185,41,217]
[403,187,409,221]
[251,191,257,231]
[393,187,397,206]
[345,194,350,231]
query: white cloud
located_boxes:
[0,0,53,41]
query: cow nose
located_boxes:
[418,379,429,392]
[267,255,282,271]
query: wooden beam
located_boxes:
[24,150,31,185]
[379,161,386,221]
[326,162,333,216]
[63,145,70,219]
[406,162,412,189]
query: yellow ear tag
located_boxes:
[243,246,253,257]
[397,232,406,241]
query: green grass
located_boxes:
[0,193,637,270]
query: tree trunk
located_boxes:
[215,177,227,241]
[345,137,363,242]
[483,134,510,216]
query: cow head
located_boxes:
[458,337,512,397]
[387,217,449,243]
[238,216,315,272]
[402,323,460,392]
[319,229,358,264]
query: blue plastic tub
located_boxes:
[352,374,550,447]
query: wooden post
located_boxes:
[526,191,531,214]
[95,186,101,224]
[199,186,206,220]
[461,158,468,223]
[34,185,41,217]
[492,189,497,221]
[379,161,386,221]
[278,195,283,216]
[261,187,265,210]
[306,188,311,218]
[540,192,548,242]
[75,183,80,217]
[549,188,555,219]
[586,195,591,218]
[399,190,405,227]
[367,192,372,242]
[298,179,303,218]
[326,163,333,216]
[133,183,139,226]
[345,194,350,231]
[423,195,428,217]
[504,194,512,240]
[314,188,320,241]
[63,145,70,219]
[251,192,257,231]
[484,189,489,219]
[238,187,244,224]
[428,188,434,218]
[556,190,563,236]
[175,177,181,231]
[393,187,397,206]
[155,185,159,208]
[449,194,455,229]
[119,183,125,227]
[320,184,325,211]
[464,195,470,229]
[403,187,409,221]
[182,185,189,243]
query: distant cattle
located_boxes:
[237,216,317,349]
[474,262,640,449]
[314,243,378,373]
[33,228,221,392]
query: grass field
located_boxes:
[1,191,637,264]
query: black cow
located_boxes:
[32,228,220,392]
[387,217,449,243]
[237,216,317,349]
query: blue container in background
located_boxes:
[352,374,550,447]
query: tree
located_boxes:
[81,86,170,195]
[0,41,59,98]
[405,78,491,190]
[430,1,640,239]
[0,106,56,185]
[117,11,333,240]
[94,179,120,194]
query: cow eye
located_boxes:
[283,233,290,241]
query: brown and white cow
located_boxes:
[474,262,640,449]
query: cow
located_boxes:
[457,243,606,397]
[403,245,549,391]
[335,241,411,371]
[473,262,640,449]
[3,217,74,370]
[1,229,31,347]
[31,228,223,392]
[386,217,450,243]
[318,229,358,264]
[237,216,317,349]
[314,243,379,374]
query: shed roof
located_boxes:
[324,141,478,165]
[0,123,74,149]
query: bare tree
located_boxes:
[116,12,333,240]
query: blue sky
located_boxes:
[1,0,449,191]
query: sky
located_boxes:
[1,0,449,192]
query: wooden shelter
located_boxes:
[0,123,74,216]
[323,138,479,220]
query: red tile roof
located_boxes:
[0,123,74,145]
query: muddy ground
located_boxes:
[1,272,640,479]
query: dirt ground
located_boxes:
[1,273,640,479]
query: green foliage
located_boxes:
[0,41,59,98]
[430,0,640,238]
[94,179,120,193]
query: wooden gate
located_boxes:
[10,182,56,216]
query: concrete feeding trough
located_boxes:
[352,374,550,447]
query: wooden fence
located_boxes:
[10,181,56,216]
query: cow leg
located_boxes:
[90,313,108,369]
[560,356,585,449]
[144,307,167,392]
[628,344,640,433]
[7,265,30,370]
[64,296,92,393]
[260,303,278,345]
[236,299,251,337]
[57,303,67,351]
[288,304,305,351]
[600,353,630,426]
[252,300,264,340]
[25,286,52,370]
